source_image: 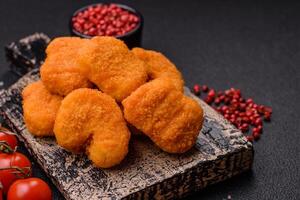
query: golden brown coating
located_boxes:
[78,36,148,102]
[40,37,92,96]
[54,88,131,168]
[122,78,203,153]
[22,81,63,136]
[132,47,184,92]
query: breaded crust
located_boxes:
[22,81,63,136]
[122,78,203,153]
[78,36,148,102]
[54,88,131,168]
[40,37,92,96]
[132,47,184,92]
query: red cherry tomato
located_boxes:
[0,128,18,153]
[0,181,3,200]
[7,178,52,200]
[0,152,31,194]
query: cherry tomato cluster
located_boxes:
[72,3,140,37]
[192,84,272,142]
[0,127,52,200]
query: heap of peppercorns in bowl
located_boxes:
[193,84,272,142]
[70,3,143,48]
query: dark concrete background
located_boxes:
[0,0,299,199]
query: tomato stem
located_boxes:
[0,141,14,154]
[0,128,17,136]
[0,166,31,178]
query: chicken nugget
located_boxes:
[122,78,203,153]
[40,37,92,96]
[22,81,63,136]
[54,88,131,168]
[132,47,184,92]
[78,36,148,102]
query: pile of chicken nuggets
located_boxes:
[22,36,204,168]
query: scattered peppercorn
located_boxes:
[207,89,216,98]
[202,85,209,92]
[193,84,201,95]
[72,4,140,37]
[192,84,272,143]
[246,135,254,142]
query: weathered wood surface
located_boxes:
[0,69,253,200]
[5,32,49,75]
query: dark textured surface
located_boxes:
[0,0,299,200]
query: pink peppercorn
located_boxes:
[192,83,272,143]
[246,135,254,142]
[208,89,216,98]
[252,130,260,141]
[193,84,201,95]
[205,96,214,104]
[214,97,221,105]
[72,4,140,37]
[202,85,209,92]
[264,112,271,121]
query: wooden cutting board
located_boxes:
[0,69,253,200]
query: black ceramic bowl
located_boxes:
[69,3,143,49]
